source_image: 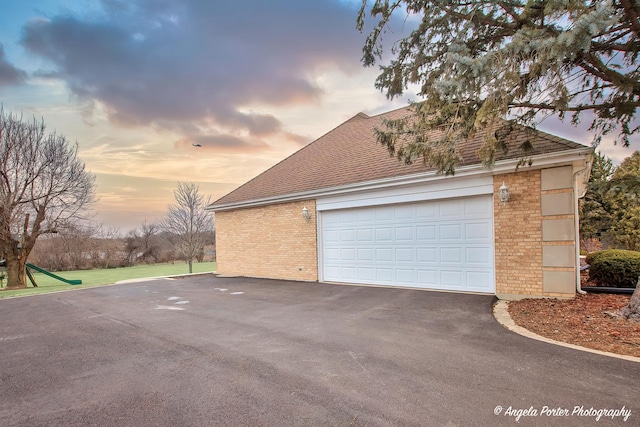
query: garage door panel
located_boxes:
[440,247,462,263]
[440,200,462,217]
[466,271,492,289]
[395,226,414,240]
[417,204,437,218]
[417,270,438,285]
[340,248,356,260]
[325,248,340,260]
[357,228,373,241]
[341,266,357,279]
[325,230,340,243]
[441,270,464,288]
[465,222,491,239]
[340,229,356,241]
[356,209,375,221]
[464,197,492,216]
[375,207,394,220]
[395,248,414,262]
[321,196,494,293]
[417,247,437,263]
[417,225,436,240]
[440,224,462,240]
[376,268,394,281]
[396,269,414,283]
[357,248,374,261]
[325,265,340,277]
[395,205,414,219]
[466,247,491,264]
[358,267,375,280]
[375,228,393,241]
[376,248,393,262]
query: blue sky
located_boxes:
[0,0,637,231]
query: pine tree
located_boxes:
[358,1,640,173]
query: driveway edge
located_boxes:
[493,300,640,363]
[115,272,215,284]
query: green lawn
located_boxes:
[0,261,217,299]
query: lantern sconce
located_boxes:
[302,206,312,221]
[498,180,510,205]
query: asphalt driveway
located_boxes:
[0,275,638,426]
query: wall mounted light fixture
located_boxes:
[498,180,510,205]
[302,206,312,221]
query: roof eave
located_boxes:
[207,147,594,212]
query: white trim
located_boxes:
[491,189,498,297]
[316,175,493,211]
[209,148,593,212]
[572,155,593,294]
[316,211,324,283]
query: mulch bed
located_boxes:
[508,293,640,358]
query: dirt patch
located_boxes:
[508,293,640,358]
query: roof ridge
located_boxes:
[511,122,589,150]
[365,104,414,119]
[536,128,589,149]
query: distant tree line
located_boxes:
[28,218,215,272]
[18,185,216,273]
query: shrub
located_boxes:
[585,250,608,265]
[587,249,640,288]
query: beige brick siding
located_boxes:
[494,170,576,299]
[216,200,318,281]
[494,170,544,297]
[216,170,577,298]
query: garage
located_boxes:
[320,196,495,293]
[211,106,591,298]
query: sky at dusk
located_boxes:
[1,0,638,232]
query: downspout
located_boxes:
[573,155,593,295]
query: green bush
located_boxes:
[587,249,640,288]
[585,250,611,265]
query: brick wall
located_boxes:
[494,170,544,298]
[494,168,576,299]
[216,170,577,297]
[215,200,318,281]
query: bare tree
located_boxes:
[123,229,141,266]
[0,109,95,288]
[88,223,123,269]
[140,220,160,262]
[123,220,164,265]
[161,182,213,273]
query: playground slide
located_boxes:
[26,263,83,285]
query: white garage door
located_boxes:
[320,196,494,293]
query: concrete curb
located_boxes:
[493,300,640,363]
[114,271,216,284]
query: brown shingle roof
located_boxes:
[210,106,587,208]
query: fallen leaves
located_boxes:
[508,293,640,358]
